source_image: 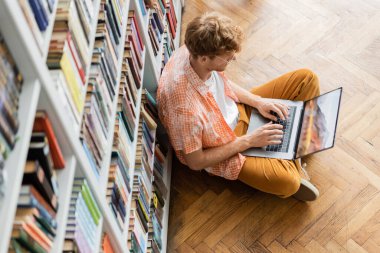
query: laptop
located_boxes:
[243,87,343,160]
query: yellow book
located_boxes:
[141,106,157,130]
[60,52,84,113]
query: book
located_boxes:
[166,10,176,39]
[137,0,147,16]
[11,228,47,253]
[60,49,85,113]
[18,185,57,223]
[13,216,53,251]
[16,207,56,238]
[32,111,65,169]
[67,32,86,84]
[63,239,78,252]
[9,238,28,253]
[102,234,115,253]
[23,160,58,211]
[50,70,81,131]
[18,0,44,53]
[28,0,49,32]
[73,178,102,225]
[27,138,55,187]
[128,12,144,51]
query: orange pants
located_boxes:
[235,69,320,198]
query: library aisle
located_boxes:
[0,0,183,252]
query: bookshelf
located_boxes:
[0,0,183,252]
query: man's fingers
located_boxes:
[263,123,283,130]
[279,104,290,119]
[268,140,282,145]
[269,103,289,120]
[272,107,283,119]
[269,134,283,141]
[263,112,277,121]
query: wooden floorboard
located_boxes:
[168,0,380,252]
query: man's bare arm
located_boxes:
[229,80,289,120]
[183,122,284,170]
[229,80,262,108]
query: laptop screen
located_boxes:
[296,88,342,158]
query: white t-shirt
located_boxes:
[205,71,239,130]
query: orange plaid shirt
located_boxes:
[157,46,246,180]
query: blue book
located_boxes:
[152,12,164,35]
[138,0,147,16]
[18,188,57,229]
[28,0,49,31]
[82,141,99,178]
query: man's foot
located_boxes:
[293,158,319,201]
[295,158,310,180]
[293,178,320,201]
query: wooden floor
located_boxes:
[167,0,380,252]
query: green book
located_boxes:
[12,229,46,253]
[81,180,102,224]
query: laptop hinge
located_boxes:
[293,105,305,159]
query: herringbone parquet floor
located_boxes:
[167,0,380,252]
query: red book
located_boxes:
[127,37,143,69]
[13,219,52,251]
[128,11,144,51]
[168,0,177,26]
[19,184,57,218]
[166,12,176,39]
[103,234,115,253]
[33,111,65,169]
[66,32,86,85]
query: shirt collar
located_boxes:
[183,47,210,97]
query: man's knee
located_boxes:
[276,173,301,198]
[297,68,320,95]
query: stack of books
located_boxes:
[161,25,175,73]
[112,112,132,174]
[165,0,177,40]
[140,90,167,253]
[144,0,166,56]
[148,145,168,253]
[9,111,65,252]
[0,33,24,201]
[160,0,177,73]
[101,233,115,253]
[47,0,95,128]
[128,90,158,253]
[18,0,57,54]
[117,71,137,143]
[117,12,144,145]
[125,11,144,92]
[80,0,125,176]
[106,151,131,230]
[64,177,102,252]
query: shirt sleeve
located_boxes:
[205,153,246,180]
[167,106,203,154]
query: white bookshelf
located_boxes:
[51,156,77,252]
[0,80,41,252]
[160,149,173,253]
[0,0,183,252]
[142,0,183,95]
[96,0,133,198]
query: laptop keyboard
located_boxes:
[265,106,296,153]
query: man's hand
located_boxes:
[256,98,289,121]
[239,122,284,149]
